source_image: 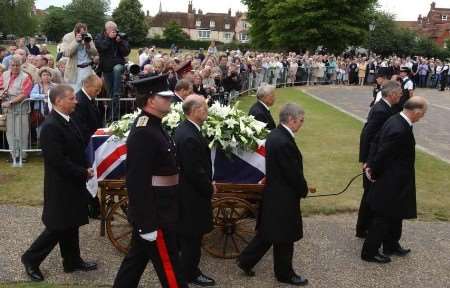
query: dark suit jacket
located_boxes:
[249,101,276,130]
[259,125,308,243]
[71,90,103,146]
[367,114,417,220]
[40,111,89,230]
[174,120,213,235]
[359,99,394,163]
[95,33,130,72]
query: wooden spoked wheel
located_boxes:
[202,197,257,259]
[106,197,132,254]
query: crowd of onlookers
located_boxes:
[1,25,450,163]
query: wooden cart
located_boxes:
[98,180,264,258]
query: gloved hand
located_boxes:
[140,231,157,242]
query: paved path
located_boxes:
[300,86,450,163]
[1,205,450,287]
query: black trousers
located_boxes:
[440,74,448,91]
[362,215,403,257]
[178,234,203,281]
[238,232,294,281]
[113,228,187,288]
[356,175,373,234]
[22,226,82,268]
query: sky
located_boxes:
[35,0,449,20]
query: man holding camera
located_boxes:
[62,23,98,91]
[95,21,131,121]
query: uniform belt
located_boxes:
[77,63,92,68]
[152,175,179,187]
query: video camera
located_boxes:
[122,63,141,97]
[116,31,127,40]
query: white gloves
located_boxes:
[140,231,157,242]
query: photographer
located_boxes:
[95,21,131,121]
[62,23,98,90]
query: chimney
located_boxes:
[188,1,193,14]
[431,2,436,9]
[146,10,149,17]
[193,8,196,14]
[198,9,203,15]
[228,8,231,16]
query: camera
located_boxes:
[116,31,127,40]
[81,33,92,43]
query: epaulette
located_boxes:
[136,116,149,127]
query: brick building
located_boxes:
[147,1,250,44]
[398,2,450,47]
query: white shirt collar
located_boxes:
[81,87,92,101]
[54,108,70,122]
[258,100,270,111]
[188,119,201,131]
[281,123,295,139]
[175,93,184,102]
[400,112,413,127]
[381,97,392,108]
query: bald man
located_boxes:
[362,96,428,264]
[174,95,216,286]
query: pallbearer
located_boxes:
[113,75,187,288]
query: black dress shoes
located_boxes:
[278,274,309,286]
[21,256,44,282]
[64,260,98,273]
[361,253,391,264]
[236,259,255,277]
[189,273,216,286]
[383,246,411,257]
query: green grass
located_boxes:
[1,87,449,221]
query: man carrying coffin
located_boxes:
[113,75,187,288]
[237,103,309,286]
[175,95,216,286]
[362,97,428,264]
[248,84,276,130]
[356,80,402,238]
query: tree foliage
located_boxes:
[112,0,148,45]
[64,0,109,35]
[41,6,69,42]
[0,0,39,36]
[162,21,189,43]
[243,0,377,53]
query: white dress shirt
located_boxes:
[258,100,270,111]
[53,108,70,122]
[81,87,92,101]
[281,123,295,138]
[400,112,413,127]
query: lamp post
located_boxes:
[368,22,376,57]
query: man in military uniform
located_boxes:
[394,67,414,113]
[113,75,187,288]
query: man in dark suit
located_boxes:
[172,79,193,103]
[356,80,402,238]
[71,74,103,219]
[237,103,309,286]
[21,84,97,282]
[362,96,428,264]
[71,74,103,145]
[248,84,276,130]
[175,95,216,286]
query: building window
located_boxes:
[225,23,230,30]
[442,15,448,21]
[242,21,248,29]
[196,20,201,27]
[210,21,215,28]
[224,32,231,40]
[198,30,210,39]
[239,33,249,42]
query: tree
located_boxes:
[41,6,70,42]
[162,21,189,44]
[112,0,148,45]
[0,0,39,36]
[64,0,110,36]
[243,0,377,53]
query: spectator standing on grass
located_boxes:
[27,37,40,56]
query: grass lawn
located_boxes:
[1,87,449,221]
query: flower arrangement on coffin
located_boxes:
[108,101,269,153]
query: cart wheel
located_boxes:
[202,197,257,259]
[106,197,132,254]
